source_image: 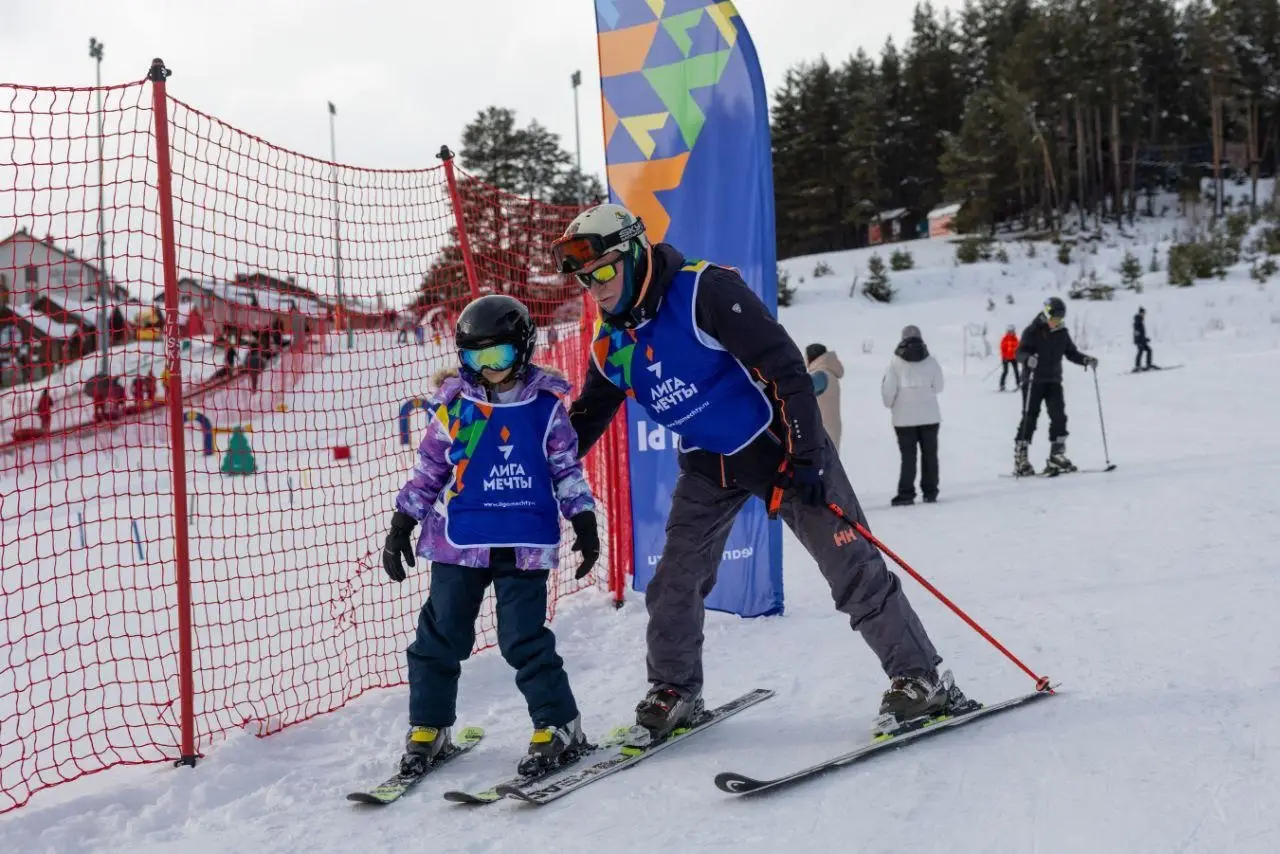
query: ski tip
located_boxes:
[346,792,393,805]
[494,784,540,804]
[714,772,765,794]
[443,789,499,805]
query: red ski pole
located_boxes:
[828,502,1052,693]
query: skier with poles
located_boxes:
[381,294,600,778]
[1013,297,1098,476]
[554,203,972,738]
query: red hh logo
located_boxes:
[833,528,857,547]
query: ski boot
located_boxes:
[400,725,452,775]
[873,670,976,736]
[628,687,705,747]
[517,715,589,776]
[1043,439,1078,475]
[1013,440,1036,477]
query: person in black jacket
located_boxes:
[554,203,969,740]
[1133,306,1152,372]
[1014,297,1098,476]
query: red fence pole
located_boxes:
[437,146,481,300]
[149,58,199,766]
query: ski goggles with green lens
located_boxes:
[460,343,518,372]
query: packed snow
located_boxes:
[3,194,1280,852]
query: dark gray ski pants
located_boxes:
[646,448,942,697]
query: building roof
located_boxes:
[9,304,83,339]
[0,228,109,281]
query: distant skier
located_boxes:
[381,294,600,778]
[999,324,1020,391]
[1133,307,1153,372]
[556,202,970,737]
[1013,297,1097,476]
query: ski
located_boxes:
[494,688,774,806]
[347,726,484,805]
[1001,467,1112,479]
[714,686,1056,797]
[442,726,631,805]
[1122,364,1182,375]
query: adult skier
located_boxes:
[553,203,969,740]
[1133,306,1153,372]
[1013,297,1098,476]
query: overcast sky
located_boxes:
[2,0,959,184]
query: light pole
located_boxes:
[328,101,351,349]
[571,70,583,207]
[90,38,110,376]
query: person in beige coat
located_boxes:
[881,325,944,506]
[805,343,844,451]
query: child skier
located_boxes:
[382,294,600,777]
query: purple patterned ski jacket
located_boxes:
[394,365,596,570]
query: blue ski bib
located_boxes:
[441,391,561,549]
[591,260,773,454]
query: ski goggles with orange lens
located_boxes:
[460,343,518,372]
[551,218,646,274]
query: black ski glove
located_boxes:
[769,457,827,515]
[569,511,600,580]
[382,510,417,583]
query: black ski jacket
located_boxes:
[1016,315,1089,385]
[568,243,824,496]
[1133,313,1148,345]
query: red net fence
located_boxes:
[0,61,632,814]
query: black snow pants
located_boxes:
[644,438,942,698]
[999,359,1020,390]
[894,424,939,501]
[1134,341,1152,371]
[1016,381,1067,444]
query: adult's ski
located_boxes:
[347,726,484,805]
[495,688,774,806]
[714,685,1056,797]
[442,726,630,805]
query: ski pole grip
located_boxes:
[767,460,788,519]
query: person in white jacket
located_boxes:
[881,325,944,505]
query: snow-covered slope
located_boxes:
[4,202,1280,852]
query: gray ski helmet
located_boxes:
[1042,296,1066,321]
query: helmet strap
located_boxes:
[603,240,653,325]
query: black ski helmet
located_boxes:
[1042,296,1067,321]
[454,294,537,383]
